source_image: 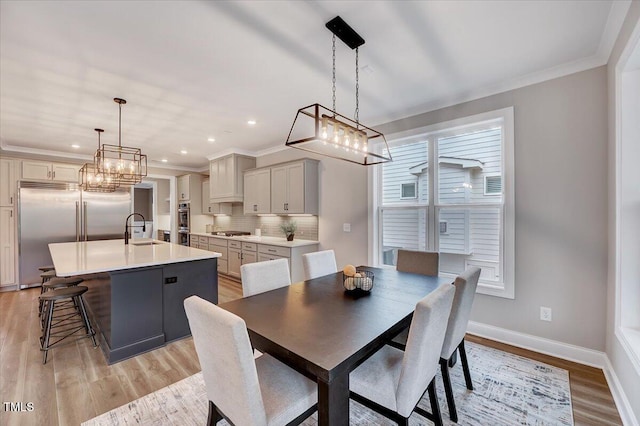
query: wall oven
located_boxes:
[178,202,190,246]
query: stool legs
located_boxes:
[76,294,97,347]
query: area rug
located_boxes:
[83,341,573,425]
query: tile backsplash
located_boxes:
[211,205,318,240]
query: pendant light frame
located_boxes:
[79,128,118,192]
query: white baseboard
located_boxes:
[467,321,639,425]
[467,321,606,368]
[603,356,639,426]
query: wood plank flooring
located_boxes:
[0,276,623,425]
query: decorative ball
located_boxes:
[354,272,362,278]
[343,264,356,276]
[344,277,356,290]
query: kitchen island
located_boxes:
[49,239,220,363]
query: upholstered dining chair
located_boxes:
[241,258,291,297]
[390,249,440,347]
[184,296,317,426]
[302,249,338,280]
[438,266,481,422]
[349,283,455,426]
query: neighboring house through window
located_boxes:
[373,107,514,298]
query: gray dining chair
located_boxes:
[438,266,481,422]
[241,258,291,297]
[390,249,440,348]
[184,296,317,426]
[349,283,455,426]
[302,249,338,280]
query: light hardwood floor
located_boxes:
[0,276,623,425]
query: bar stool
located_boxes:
[39,286,97,364]
[38,277,84,323]
[38,265,55,272]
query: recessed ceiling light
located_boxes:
[71,144,80,149]
[161,159,168,163]
[207,137,215,143]
[247,120,256,126]
[180,150,187,155]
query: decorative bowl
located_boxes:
[343,269,374,292]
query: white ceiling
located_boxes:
[0,0,630,170]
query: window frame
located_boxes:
[369,107,515,299]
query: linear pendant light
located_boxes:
[79,128,117,192]
[285,16,391,166]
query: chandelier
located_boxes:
[95,98,147,186]
[285,16,391,166]
[78,128,117,192]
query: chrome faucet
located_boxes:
[124,213,146,245]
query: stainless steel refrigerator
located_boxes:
[18,181,131,288]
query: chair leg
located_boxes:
[41,300,55,364]
[459,340,473,391]
[427,378,443,426]
[397,417,409,426]
[207,401,222,426]
[440,358,458,422]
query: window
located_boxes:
[401,183,417,199]
[373,108,514,298]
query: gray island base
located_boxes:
[81,258,217,364]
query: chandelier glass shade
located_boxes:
[285,16,391,166]
[95,98,147,186]
[79,128,117,192]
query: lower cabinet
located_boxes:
[228,246,242,278]
[0,207,16,286]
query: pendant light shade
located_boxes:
[285,16,391,166]
[79,128,117,192]
[95,98,147,186]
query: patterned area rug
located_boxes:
[83,341,573,425]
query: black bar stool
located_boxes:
[38,265,55,272]
[38,277,84,322]
[39,286,97,364]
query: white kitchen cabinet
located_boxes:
[209,154,256,203]
[257,242,318,282]
[1,158,16,206]
[0,207,16,286]
[177,174,203,214]
[208,237,228,274]
[202,180,232,215]
[243,168,271,214]
[22,161,80,183]
[271,159,319,214]
[228,246,242,278]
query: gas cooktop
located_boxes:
[212,231,251,237]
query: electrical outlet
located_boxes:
[343,223,351,232]
[540,306,552,322]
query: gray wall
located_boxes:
[378,66,609,351]
[607,1,640,422]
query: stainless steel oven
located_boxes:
[178,202,190,246]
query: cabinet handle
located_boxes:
[52,171,56,179]
[268,249,276,253]
[10,210,12,218]
[208,206,211,212]
[253,204,257,212]
[48,170,51,178]
[10,196,13,204]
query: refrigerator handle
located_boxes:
[83,201,88,241]
[76,201,80,241]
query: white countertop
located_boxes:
[49,239,220,277]
[189,232,319,248]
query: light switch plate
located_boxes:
[343,223,351,232]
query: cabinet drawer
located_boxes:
[209,245,228,260]
[258,254,291,267]
[209,237,227,247]
[198,236,209,244]
[258,244,291,258]
[241,242,257,251]
[228,240,242,249]
[190,241,199,248]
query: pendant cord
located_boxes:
[355,47,359,125]
[332,34,336,115]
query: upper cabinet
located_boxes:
[202,180,232,215]
[209,154,256,203]
[243,168,271,214]
[22,161,80,183]
[0,158,16,206]
[177,173,203,213]
[271,159,319,214]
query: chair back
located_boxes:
[395,284,455,417]
[241,258,291,297]
[396,249,439,276]
[184,296,267,425]
[302,249,338,280]
[441,266,481,359]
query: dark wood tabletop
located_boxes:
[219,266,452,426]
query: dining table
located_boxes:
[218,266,453,425]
